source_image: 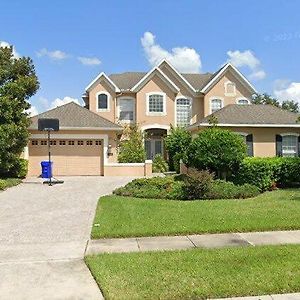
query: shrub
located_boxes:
[205,180,260,199]
[152,154,168,173]
[234,157,275,191]
[183,169,214,200]
[165,126,192,172]
[0,178,22,190]
[234,157,300,191]
[113,176,186,200]
[0,158,28,178]
[187,128,246,179]
[118,124,146,163]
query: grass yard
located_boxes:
[0,178,22,191]
[85,245,300,299]
[92,189,300,238]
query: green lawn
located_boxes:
[85,245,300,299]
[92,189,300,238]
[0,178,22,190]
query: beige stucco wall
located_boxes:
[191,126,300,157]
[136,74,176,128]
[203,70,253,117]
[104,161,152,176]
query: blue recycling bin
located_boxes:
[41,161,53,179]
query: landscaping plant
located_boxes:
[0,46,39,177]
[187,128,246,179]
[165,126,192,172]
[118,124,146,163]
[152,154,168,173]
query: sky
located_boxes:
[1,0,300,115]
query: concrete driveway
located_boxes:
[0,176,133,300]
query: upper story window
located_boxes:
[118,97,135,122]
[176,97,192,127]
[237,98,250,105]
[225,81,236,96]
[97,92,110,111]
[210,98,223,114]
[282,135,298,157]
[146,93,166,115]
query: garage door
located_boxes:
[28,139,103,176]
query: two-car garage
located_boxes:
[28,138,104,176]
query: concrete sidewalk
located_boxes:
[86,230,300,254]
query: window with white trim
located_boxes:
[147,93,165,114]
[237,98,250,105]
[118,98,135,121]
[97,93,109,110]
[210,99,223,113]
[176,98,191,127]
[282,135,298,157]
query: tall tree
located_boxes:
[281,100,299,113]
[252,93,299,113]
[0,46,39,176]
[252,93,280,107]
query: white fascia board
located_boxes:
[131,67,180,93]
[157,59,197,94]
[200,63,257,94]
[188,123,300,130]
[85,72,120,92]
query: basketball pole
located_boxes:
[47,129,52,186]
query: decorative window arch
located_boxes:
[210,98,224,114]
[236,98,251,105]
[96,91,110,112]
[176,97,192,127]
[224,81,236,96]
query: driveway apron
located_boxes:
[0,176,133,300]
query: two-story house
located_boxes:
[26,60,300,176]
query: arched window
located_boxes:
[176,97,192,127]
[237,98,250,105]
[97,92,110,111]
[210,98,223,114]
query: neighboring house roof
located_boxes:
[189,104,300,129]
[86,60,252,94]
[29,102,122,131]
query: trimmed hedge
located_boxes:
[234,157,300,191]
[113,175,259,200]
[0,158,28,178]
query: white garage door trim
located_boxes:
[29,134,109,165]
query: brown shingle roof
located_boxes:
[29,102,122,130]
[190,104,300,127]
[108,71,214,91]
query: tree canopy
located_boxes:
[0,46,39,176]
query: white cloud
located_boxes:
[0,41,20,58]
[37,48,69,60]
[226,50,266,80]
[248,70,266,80]
[26,105,38,117]
[141,32,201,73]
[50,96,80,109]
[274,82,300,103]
[78,56,101,66]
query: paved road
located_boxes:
[0,176,133,300]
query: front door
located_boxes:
[145,139,163,160]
